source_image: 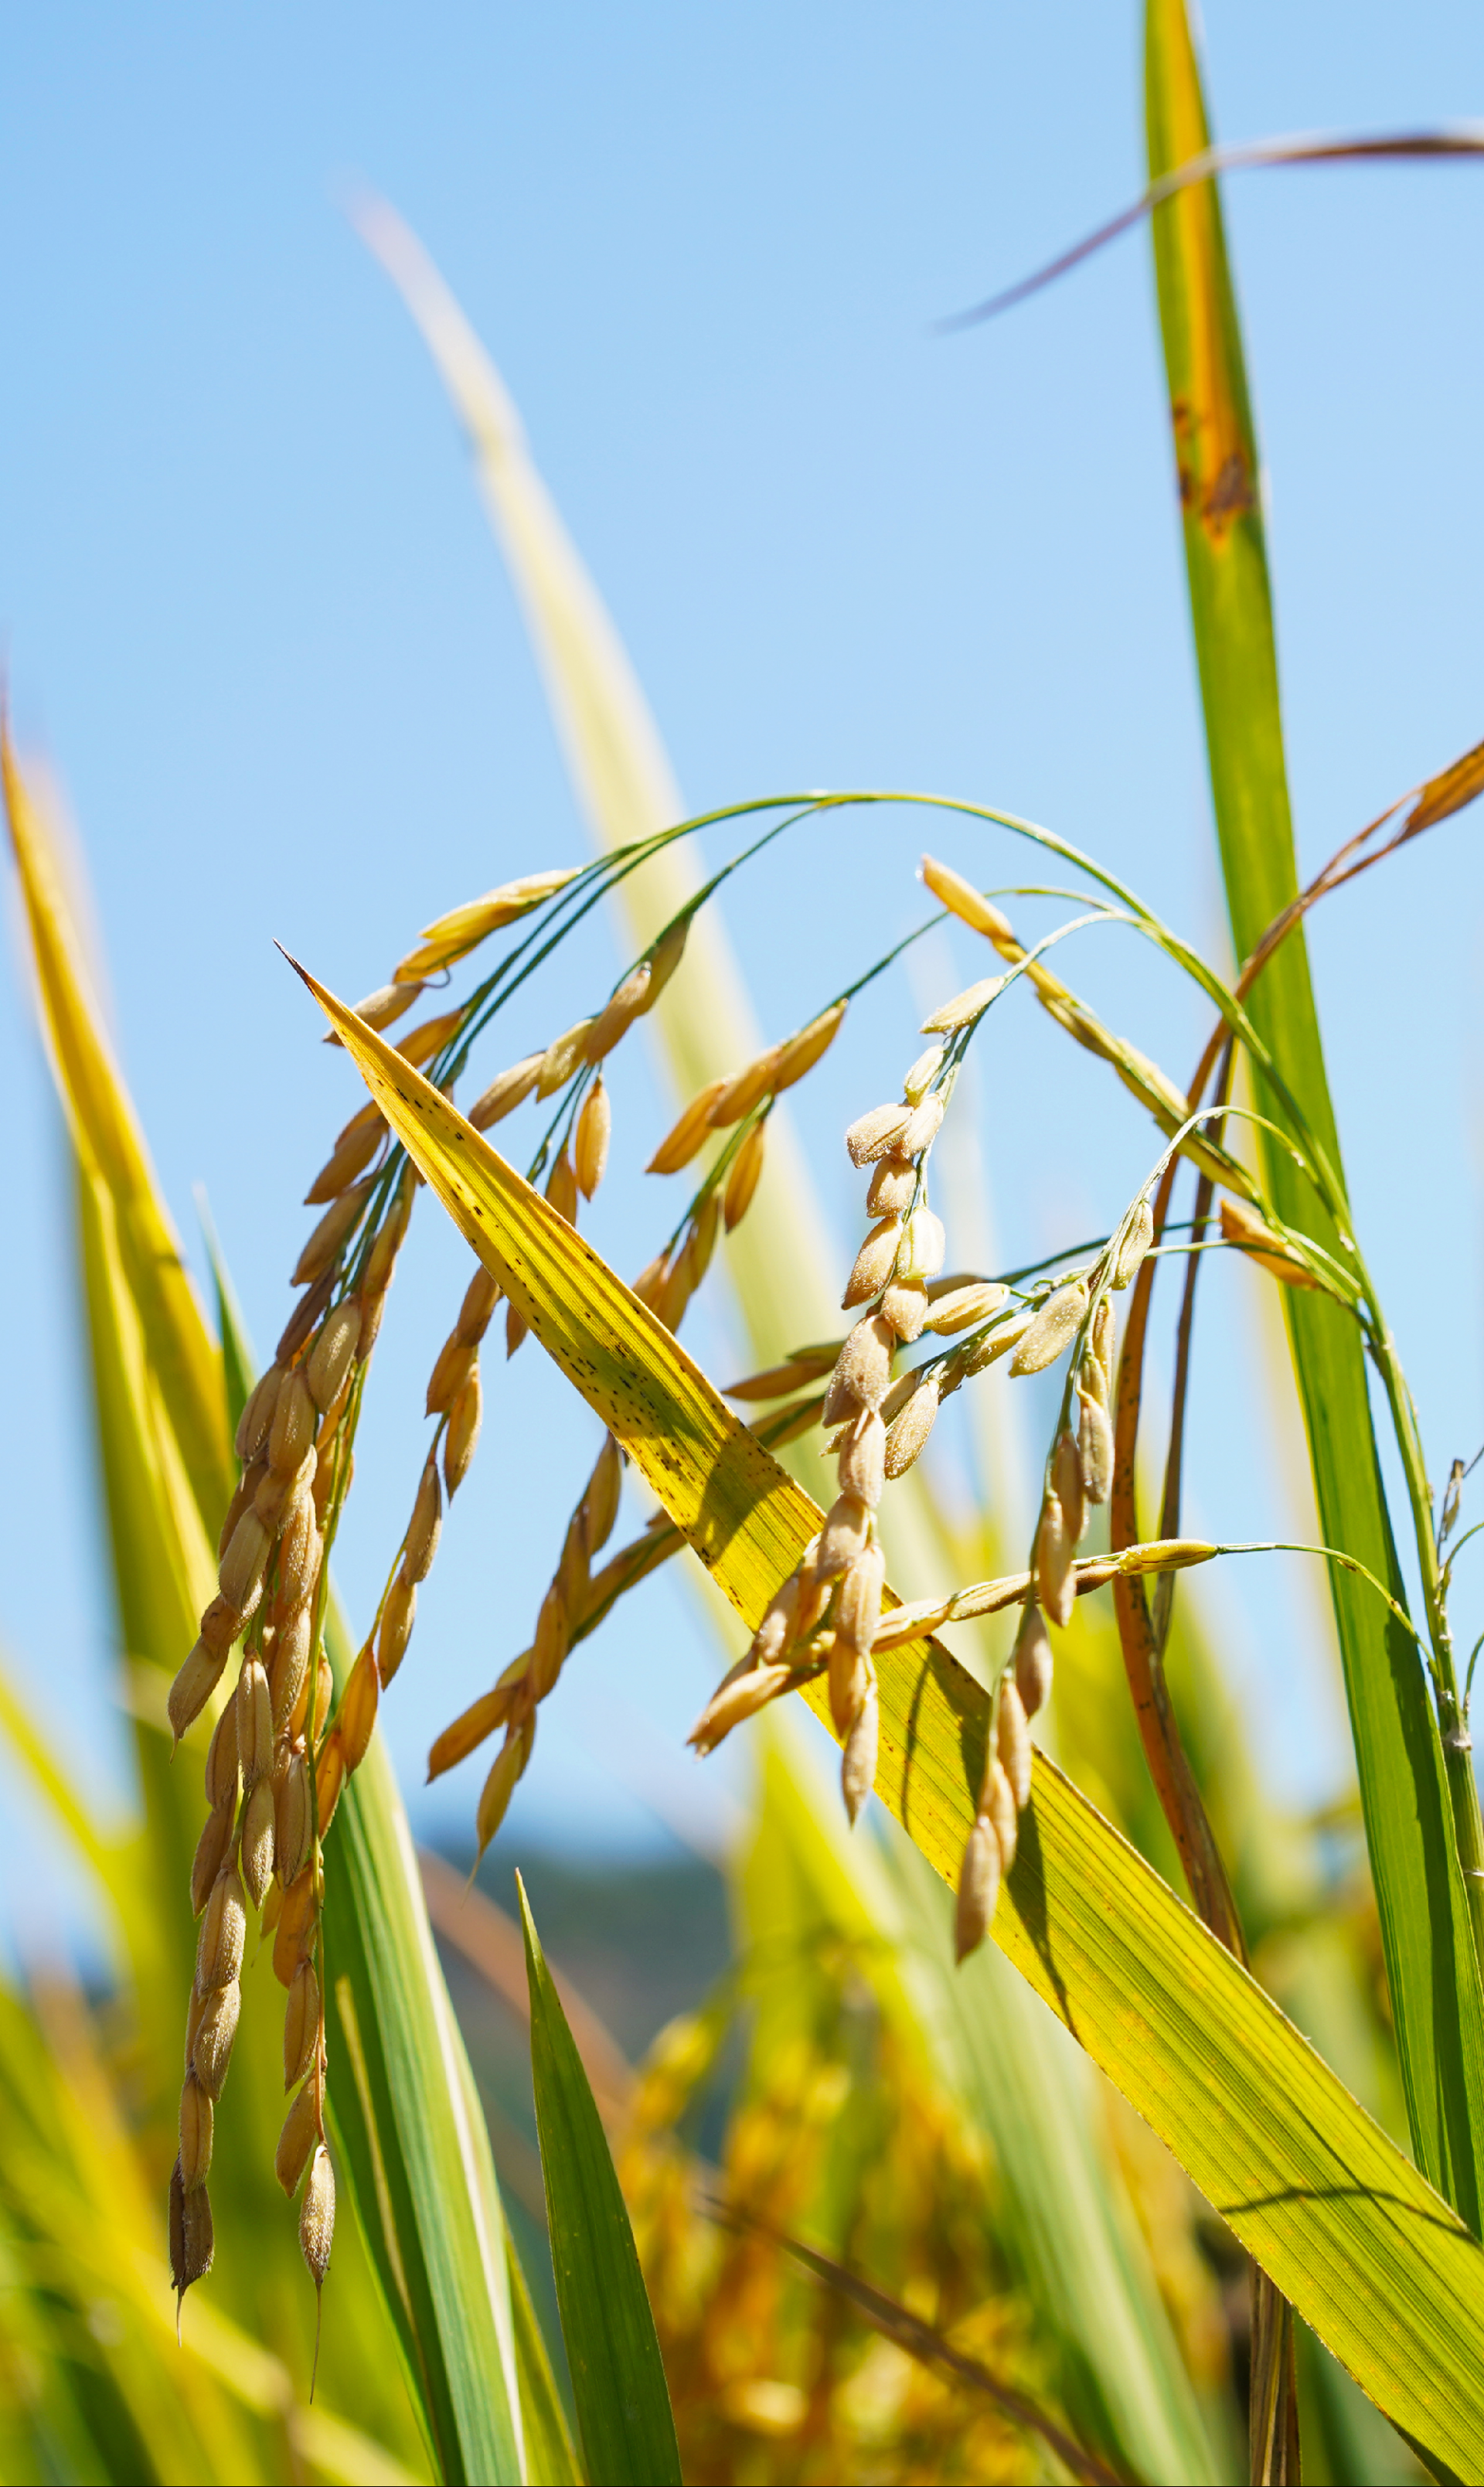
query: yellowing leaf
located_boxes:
[306,956,1484,2477]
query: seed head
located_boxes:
[1009,1281,1088,1378]
[955,1816,1002,1961]
[845,1102,914,1167]
[284,1959,321,2090]
[884,1375,941,1479]
[179,2071,214,2191]
[406,867,582,970]
[404,1458,443,1584]
[723,1117,768,1230]
[574,1078,612,1198]
[377,1571,417,1686]
[921,854,1015,945]
[841,1688,879,1825]
[192,1977,241,2101]
[1035,1491,1075,1629]
[536,1018,597,1099]
[169,1637,230,1746]
[291,1182,373,1290]
[1014,1601,1053,1717]
[996,1678,1033,1810]
[919,975,1004,1034]
[338,1646,380,1775]
[276,2080,320,2196]
[306,1303,361,1412]
[902,1044,945,1104]
[235,1364,284,1465]
[469,1052,544,1130]
[1112,1198,1155,1289]
[444,1367,484,1497]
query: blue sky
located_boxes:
[2,3,1481,1945]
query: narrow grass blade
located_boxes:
[308,969,1484,2474]
[516,1875,680,2487]
[505,2230,581,2487]
[1143,0,1484,2221]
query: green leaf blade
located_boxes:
[516,1873,679,2487]
[1143,0,1484,2224]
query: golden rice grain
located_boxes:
[918,975,1003,1034]
[270,1609,311,1736]
[284,1959,321,2090]
[219,1510,272,1622]
[836,1541,885,1658]
[829,1639,869,1738]
[1013,1600,1053,1717]
[469,1053,544,1130]
[1111,1197,1155,1289]
[648,1076,730,1174]
[546,1150,579,1225]
[169,1637,230,1744]
[299,2144,335,2288]
[707,1047,782,1128]
[1052,1428,1087,1549]
[574,1078,611,1197]
[444,1367,483,1496]
[983,1753,1019,1872]
[845,1102,914,1166]
[1008,1280,1087,1377]
[238,1778,274,1910]
[168,2158,214,2296]
[1219,1197,1319,1287]
[273,1866,319,1988]
[291,1182,373,1289]
[898,1207,946,1283]
[396,1007,465,1070]
[505,1301,529,1358]
[455,1266,501,1343]
[901,1043,945,1104]
[530,1581,569,1700]
[235,1364,284,1464]
[955,1815,1001,1961]
[476,1719,535,1852]
[836,1409,886,1506]
[190,1801,235,1917]
[774,1000,847,1091]
[196,1861,247,1995]
[884,1375,941,1478]
[306,1302,361,1411]
[255,1444,315,1531]
[723,1117,768,1230]
[587,962,652,1060]
[275,2081,319,2196]
[377,1571,417,1685]
[822,1313,896,1422]
[426,1331,477,1419]
[727,1346,839,1401]
[404,1458,443,1583]
[897,1089,947,1157]
[276,1497,321,1617]
[925,1280,1007,1334]
[267,1368,316,1480]
[1035,1491,1075,1629]
[841,1689,878,1824]
[688,1660,793,1755]
[204,1698,239,1813]
[842,1216,904,1309]
[192,1977,241,2101]
[921,854,1015,945]
[996,1678,1033,1808]
[305,1115,385,1204]
[179,2070,213,2189]
[407,867,581,964]
[427,1670,525,1780]
[274,1747,311,1888]
[1077,1385,1113,1504]
[865,1157,917,1217]
[536,1017,597,1098]
[315,1732,345,1836]
[580,1434,623,1556]
[815,1493,873,1578]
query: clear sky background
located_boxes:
[2,3,1481,1954]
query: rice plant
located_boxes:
[5,5,1484,2481]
